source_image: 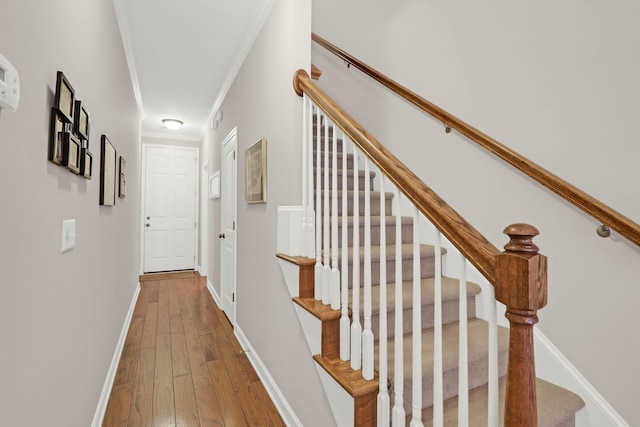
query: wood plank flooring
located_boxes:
[103,273,285,427]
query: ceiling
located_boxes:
[113,0,270,141]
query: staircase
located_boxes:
[277,112,585,425]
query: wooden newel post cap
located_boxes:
[503,223,540,254]
[495,223,547,312]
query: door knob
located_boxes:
[219,233,225,239]
[146,223,150,227]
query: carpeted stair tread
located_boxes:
[417,377,585,427]
[378,318,509,411]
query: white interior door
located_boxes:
[220,129,237,324]
[143,145,198,273]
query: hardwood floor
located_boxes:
[103,273,285,426]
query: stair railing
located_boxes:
[295,69,547,426]
[312,32,640,248]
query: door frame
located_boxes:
[199,160,209,277]
[220,127,238,325]
[139,143,200,275]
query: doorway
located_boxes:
[220,128,237,324]
[141,144,199,273]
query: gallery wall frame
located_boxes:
[245,137,266,203]
[66,133,81,174]
[49,108,69,166]
[100,135,116,206]
[209,170,220,199]
[54,71,75,124]
[74,100,90,141]
[119,156,126,198]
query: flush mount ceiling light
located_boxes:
[162,119,183,130]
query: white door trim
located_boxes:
[139,143,199,275]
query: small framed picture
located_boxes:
[65,132,81,174]
[209,170,220,199]
[100,135,116,206]
[81,148,93,179]
[49,108,68,165]
[118,156,126,198]
[54,71,75,123]
[245,137,267,203]
[74,100,90,141]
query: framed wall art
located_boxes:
[209,170,220,199]
[49,108,69,166]
[118,156,126,198]
[81,146,93,179]
[54,71,75,123]
[245,137,266,203]
[74,100,90,141]
[65,133,81,174]
[100,135,116,206]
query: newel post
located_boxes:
[494,224,547,427]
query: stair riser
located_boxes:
[319,220,414,248]
[313,169,373,191]
[313,149,354,170]
[366,296,477,338]
[315,192,394,216]
[399,350,509,416]
[338,254,436,287]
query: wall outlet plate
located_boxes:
[62,219,76,252]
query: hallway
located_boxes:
[102,272,285,426]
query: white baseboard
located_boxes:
[206,278,222,308]
[535,329,629,427]
[235,325,302,427]
[91,283,141,427]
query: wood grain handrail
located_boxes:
[294,69,500,283]
[312,32,640,248]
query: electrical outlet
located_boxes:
[62,219,76,252]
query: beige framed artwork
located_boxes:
[245,137,266,203]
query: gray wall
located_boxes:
[201,0,335,425]
[0,0,141,425]
[312,0,640,424]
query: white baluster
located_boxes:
[314,111,323,300]
[339,131,350,361]
[322,117,331,304]
[391,187,405,427]
[377,175,390,426]
[487,287,499,427]
[303,98,315,258]
[350,147,362,371]
[362,158,374,380]
[458,255,469,427]
[433,231,444,425]
[330,120,340,310]
[409,206,422,427]
[301,96,308,255]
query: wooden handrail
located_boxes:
[293,69,500,283]
[312,32,640,248]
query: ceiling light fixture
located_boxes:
[162,119,183,130]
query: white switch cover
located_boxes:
[62,219,76,252]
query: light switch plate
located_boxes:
[62,219,76,252]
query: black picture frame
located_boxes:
[49,108,69,165]
[54,71,75,124]
[100,135,116,206]
[81,148,93,179]
[74,100,90,141]
[118,156,126,198]
[65,132,81,174]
